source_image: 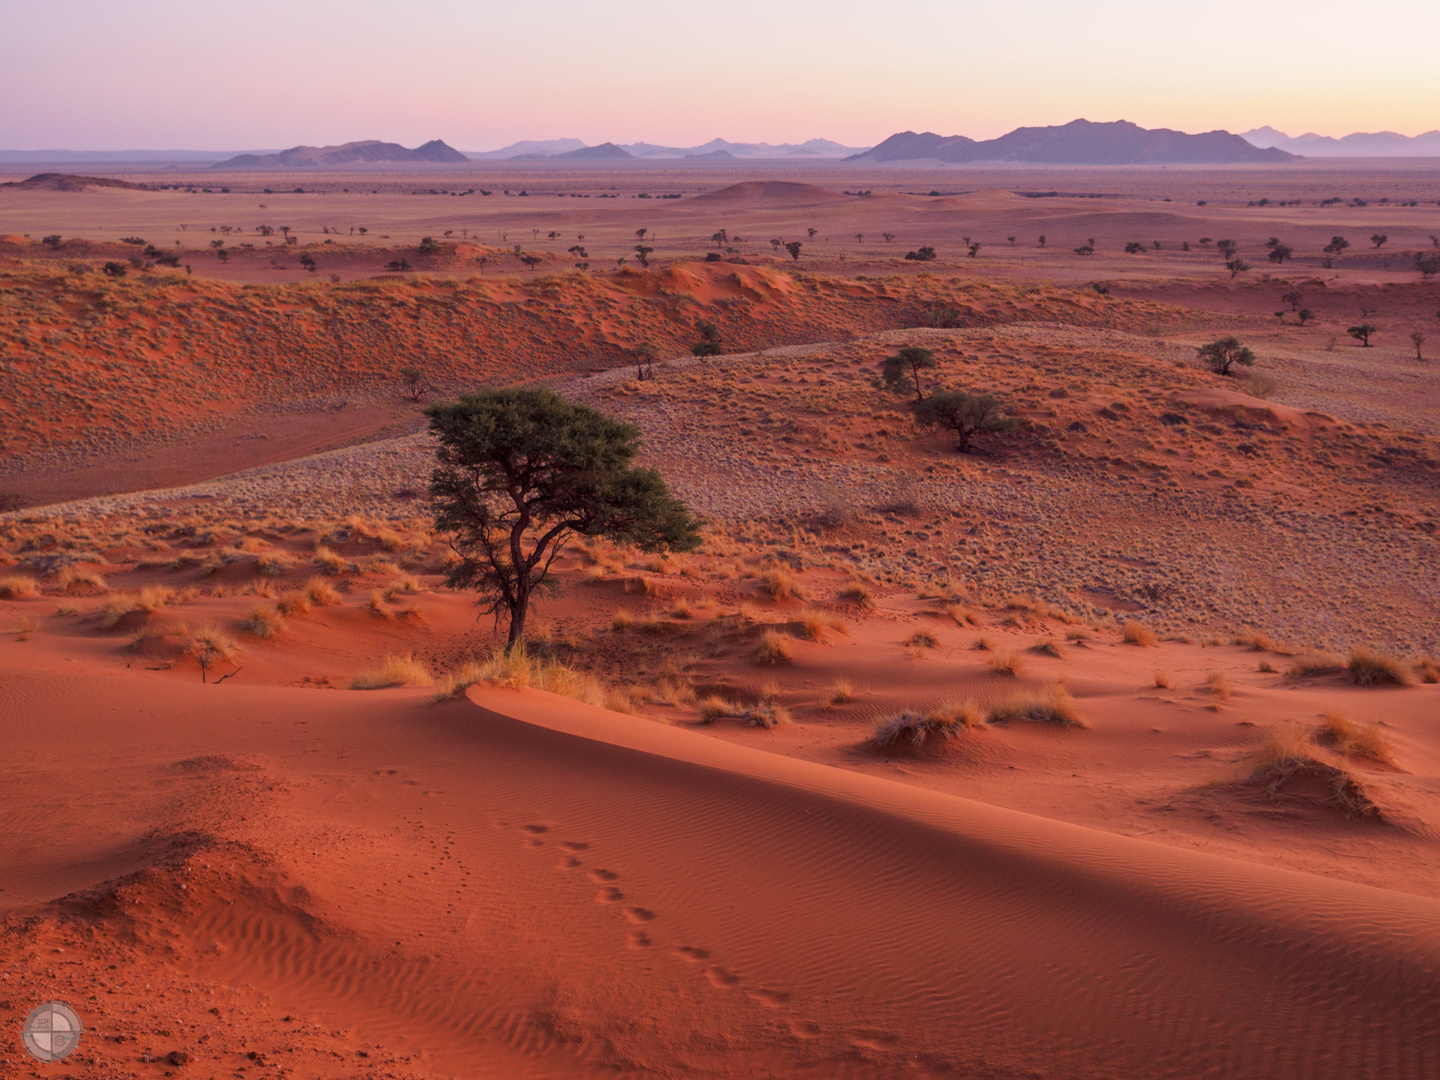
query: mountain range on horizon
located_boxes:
[6,121,1440,168]
[1239,126,1440,157]
[847,120,1292,165]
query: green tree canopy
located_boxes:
[880,346,937,402]
[915,390,1018,453]
[426,389,700,648]
[1198,335,1256,375]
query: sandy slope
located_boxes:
[4,651,1439,1078]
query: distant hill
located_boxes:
[848,120,1293,165]
[1241,126,1440,157]
[471,137,868,160]
[0,173,150,191]
[213,139,469,169]
[554,142,634,161]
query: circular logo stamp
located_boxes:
[22,1001,84,1062]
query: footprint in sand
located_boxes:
[789,1019,821,1039]
[705,965,741,988]
[559,856,583,869]
[674,945,710,962]
[627,930,652,949]
[522,824,548,834]
[851,1031,899,1051]
[747,988,791,1009]
[623,907,655,923]
[561,841,589,852]
[588,869,619,882]
[596,886,624,903]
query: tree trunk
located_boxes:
[507,585,528,650]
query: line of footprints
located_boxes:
[512,821,823,1040]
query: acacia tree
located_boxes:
[632,341,659,380]
[784,240,803,261]
[1322,235,1350,268]
[881,346,937,402]
[1347,323,1376,347]
[1411,331,1426,361]
[691,320,722,358]
[1226,258,1251,279]
[1371,233,1388,248]
[1197,335,1256,376]
[427,389,700,648]
[915,390,1018,453]
[399,366,432,402]
[1267,244,1293,265]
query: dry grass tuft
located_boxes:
[1250,722,1377,818]
[908,630,939,649]
[1065,629,1092,645]
[1153,669,1172,689]
[754,629,794,665]
[988,685,1085,727]
[943,602,977,626]
[797,609,829,641]
[758,567,803,601]
[828,678,856,704]
[1287,652,1346,678]
[1318,712,1395,766]
[1029,637,1063,657]
[696,695,789,729]
[872,700,986,749]
[241,603,285,639]
[612,608,635,631]
[276,590,312,616]
[1348,647,1411,687]
[990,650,1023,676]
[256,551,296,576]
[314,546,346,575]
[1121,620,1158,647]
[1415,656,1440,684]
[56,566,106,591]
[1206,670,1233,702]
[838,582,873,607]
[351,653,432,690]
[970,635,995,652]
[304,577,341,605]
[0,575,40,599]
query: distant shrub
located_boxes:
[241,603,285,639]
[904,246,937,261]
[872,701,985,749]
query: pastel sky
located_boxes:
[3,0,1437,150]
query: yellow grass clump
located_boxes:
[612,608,635,630]
[990,650,1023,676]
[1153,670,1172,689]
[988,685,1084,727]
[695,695,789,729]
[1249,722,1377,818]
[1318,712,1395,766]
[304,577,341,605]
[1347,647,1411,687]
[872,700,986,749]
[56,566,106,591]
[432,647,615,711]
[0,575,39,599]
[838,582,873,607]
[1206,670,1233,701]
[797,609,829,641]
[828,678,856,704]
[256,551,296,576]
[1287,652,1346,678]
[755,629,794,665]
[276,590,312,616]
[351,653,432,690]
[241,603,285,639]
[314,546,346,575]
[1121,620,1158,647]
[758,567,802,601]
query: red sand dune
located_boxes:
[4,654,1439,1077]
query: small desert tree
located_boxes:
[632,341,658,380]
[1411,331,1426,361]
[1322,235,1350,268]
[1226,258,1251,279]
[692,320,722,358]
[399,366,432,402]
[784,240,803,261]
[1371,233,1388,249]
[1347,323,1376,347]
[1197,335,1256,376]
[1282,290,1303,312]
[881,346,937,402]
[633,243,653,268]
[427,389,700,649]
[1267,244,1293,265]
[1415,253,1440,279]
[1217,239,1237,260]
[915,390,1017,453]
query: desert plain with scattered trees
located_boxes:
[1,159,1439,1078]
